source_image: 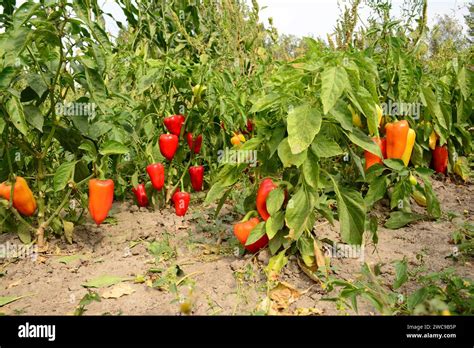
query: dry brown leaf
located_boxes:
[313,239,326,270]
[297,257,321,283]
[101,283,135,299]
[269,282,301,312]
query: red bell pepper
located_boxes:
[189,166,204,191]
[159,134,179,161]
[88,179,114,225]
[146,163,165,190]
[256,178,278,221]
[432,145,448,174]
[132,183,149,207]
[164,114,185,136]
[172,191,190,216]
[233,213,268,253]
[364,137,387,171]
[186,133,203,154]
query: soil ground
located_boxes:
[0,177,472,315]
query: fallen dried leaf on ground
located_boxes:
[101,283,135,299]
[269,281,301,313]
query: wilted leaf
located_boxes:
[313,239,327,273]
[63,220,74,244]
[101,283,135,299]
[269,282,301,313]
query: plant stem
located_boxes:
[36,188,73,249]
[167,155,193,202]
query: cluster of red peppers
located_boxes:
[233,178,278,253]
[88,114,205,225]
[131,114,204,217]
[364,120,416,171]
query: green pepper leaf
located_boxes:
[53,161,77,192]
[245,222,266,246]
[287,104,322,154]
[266,188,285,216]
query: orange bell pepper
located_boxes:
[0,177,37,216]
[88,179,114,225]
[364,137,387,171]
[385,120,409,160]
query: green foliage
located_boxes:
[324,262,474,315]
[0,0,269,241]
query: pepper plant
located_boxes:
[0,0,129,247]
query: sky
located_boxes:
[253,0,470,38]
[100,0,471,39]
